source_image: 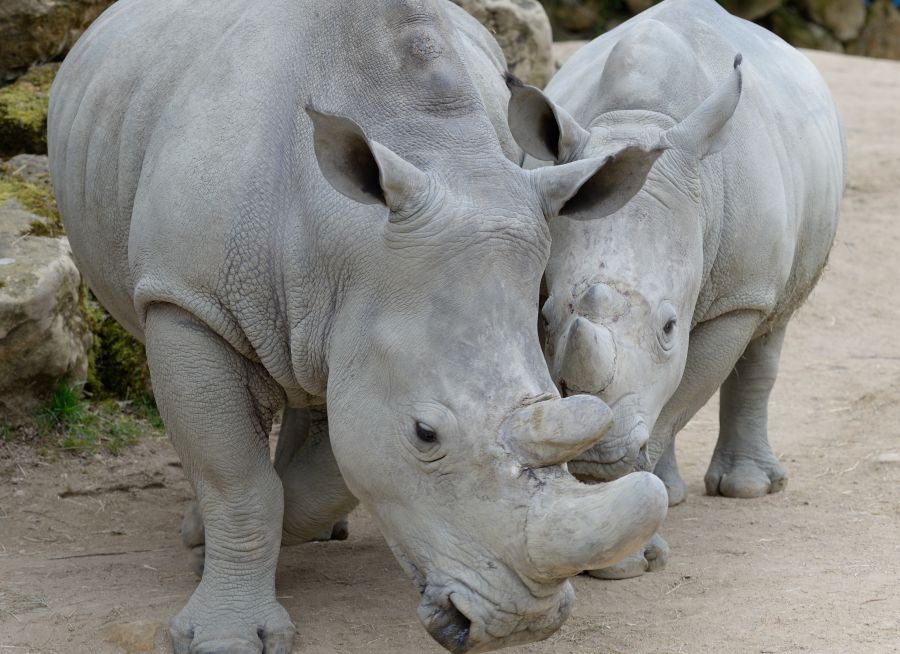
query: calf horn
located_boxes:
[525,470,668,580]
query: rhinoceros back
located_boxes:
[49,0,274,337]
[545,0,845,323]
[50,0,514,353]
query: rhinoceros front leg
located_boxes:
[180,407,357,576]
[144,304,294,654]
[705,324,788,498]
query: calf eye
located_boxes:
[663,318,676,335]
[415,421,438,444]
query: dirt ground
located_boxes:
[1,48,899,654]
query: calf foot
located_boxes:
[704,450,787,498]
[169,586,295,654]
[584,533,669,580]
[653,440,687,507]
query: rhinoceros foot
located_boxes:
[169,587,294,654]
[704,451,788,499]
[584,533,669,580]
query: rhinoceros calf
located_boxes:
[48,0,670,651]
[508,0,845,577]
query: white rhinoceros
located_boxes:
[48,0,670,651]
[508,0,845,577]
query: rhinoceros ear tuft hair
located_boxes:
[504,70,525,88]
[306,106,429,216]
[507,82,590,164]
[663,54,743,159]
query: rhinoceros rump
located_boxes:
[513,0,844,578]
[48,0,667,651]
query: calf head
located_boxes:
[306,107,667,652]
[509,56,744,480]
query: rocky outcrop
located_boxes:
[0,203,90,425]
[769,7,844,52]
[537,0,900,62]
[798,0,865,41]
[451,0,555,87]
[0,0,115,82]
[849,0,900,60]
[0,64,57,158]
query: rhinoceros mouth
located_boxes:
[418,577,572,653]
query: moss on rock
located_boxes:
[0,158,62,235]
[0,63,58,158]
[82,292,152,402]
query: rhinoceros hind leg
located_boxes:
[276,408,358,546]
[654,440,687,507]
[584,533,669,580]
[705,325,788,499]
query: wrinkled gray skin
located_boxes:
[48,0,669,652]
[511,0,845,577]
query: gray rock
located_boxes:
[849,0,900,61]
[799,0,866,41]
[4,154,50,185]
[770,7,844,53]
[0,204,89,425]
[450,0,555,86]
[0,0,115,82]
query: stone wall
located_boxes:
[540,0,900,60]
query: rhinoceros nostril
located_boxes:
[424,595,472,653]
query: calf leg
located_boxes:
[145,304,293,654]
[705,325,788,498]
[653,439,687,507]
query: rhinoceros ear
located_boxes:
[506,74,590,164]
[663,54,743,158]
[534,144,666,219]
[307,107,429,215]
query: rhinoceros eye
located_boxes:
[415,421,438,444]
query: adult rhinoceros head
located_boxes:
[509,55,744,480]
[305,107,667,652]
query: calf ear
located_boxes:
[663,54,743,158]
[506,75,590,164]
[307,107,429,215]
[535,144,666,219]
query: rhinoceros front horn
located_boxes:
[525,470,668,580]
[502,395,613,467]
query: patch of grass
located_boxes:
[35,382,162,456]
[0,63,57,157]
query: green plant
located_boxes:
[35,382,156,455]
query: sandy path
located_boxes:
[1,49,899,654]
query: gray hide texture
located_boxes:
[512,0,845,578]
[48,0,669,652]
